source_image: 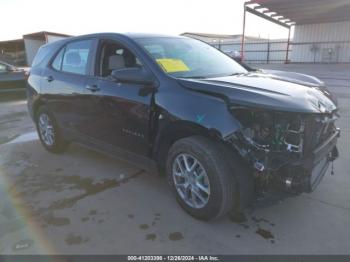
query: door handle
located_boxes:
[45,75,54,82]
[85,84,100,92]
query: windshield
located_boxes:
[136,37,247,79]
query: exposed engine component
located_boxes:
[230,107,305,156]
[225,106,339,193]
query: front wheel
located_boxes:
[166,136,237,220]
[35,106,69,153]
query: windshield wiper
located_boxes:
[225,72,246,77]
[180,76,208,79]
[183,73,247,79]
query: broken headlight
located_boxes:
[227,106,306,171]
[230,106,305,154]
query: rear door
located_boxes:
[79,38,155,156]
[41,39,96,136]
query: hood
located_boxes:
[258,69,325,87]
[178,72,338,114]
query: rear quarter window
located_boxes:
[31,46,52,67]
[52,47,65,71]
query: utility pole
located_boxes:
[285,26,291,63]
[241,2,247,62]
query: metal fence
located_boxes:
[211,40,350,64]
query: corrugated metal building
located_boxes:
[292,21,350,63]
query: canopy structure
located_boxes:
[241,0,350,62]
[246,0,350,25]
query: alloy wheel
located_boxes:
[38,113,55,146]
[172,153,210,209]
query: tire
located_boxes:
[219,143,255,212]
[166,136,238,220]
[35,105,69,153]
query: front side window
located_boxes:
[97,41,142,77]
[136,37,247,79]
[61,40,93,75]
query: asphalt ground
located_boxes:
[0,64,349,254]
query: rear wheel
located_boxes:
[35,106,68,153]
[166,136,238,220]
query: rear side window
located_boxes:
[61,40,93,75]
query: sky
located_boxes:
[0,0,291,41]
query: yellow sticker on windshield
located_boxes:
[156,58,190,73]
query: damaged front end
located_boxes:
[225,106,340,193]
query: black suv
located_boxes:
[27,33,339,220]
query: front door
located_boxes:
[79,39,155,157]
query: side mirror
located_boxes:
[111,68,155,85]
